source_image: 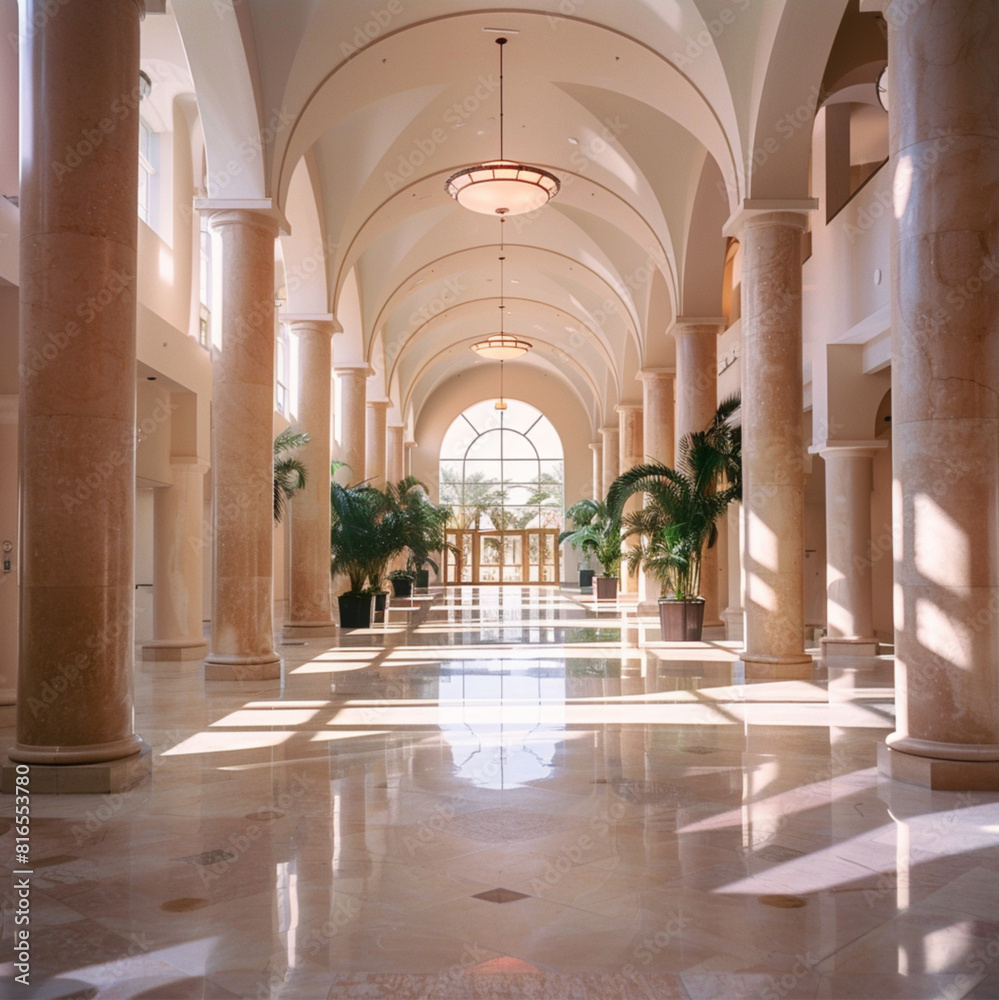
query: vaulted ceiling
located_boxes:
[146,0,858,433]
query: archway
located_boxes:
[439,400,563,584]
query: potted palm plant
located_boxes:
[559,499,600,591]
[558,499,622,599]
[330,481,401,628]
[607,396,741,640]
[388,568,415,598]
[391,476,451,590]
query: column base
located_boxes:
[2,744,151,795]
[142,638,209,661]
[738,652,814,680]
[282,621,337,638]
[821,636,879,660]
[204,653,281,681]
[878,742,999,791]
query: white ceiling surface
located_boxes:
[155,0,852,433]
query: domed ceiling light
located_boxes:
[445,37,560,216]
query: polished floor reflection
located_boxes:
[3,586,999,999]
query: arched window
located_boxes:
[439,400,563,583]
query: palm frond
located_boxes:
[273,427,311,523]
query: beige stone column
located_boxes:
[640,370,675,469]
[0,396,17,725]
[674,318,725,625]
[142,458,209,661]
[404,440,416,480]
[638,371,675,611]
[588,442,602,501]
[284,319,336,637]
[819,445,885,659]
[616,405,643,594]
[877,0,999,789]
[7,0,147,785]
[724,203,815,674]
[334,364,368,485]
[673,319,723,455]
[600,426,619,501]
[204,209,282,681]
[366,400,389,489]
[387,424,405,486]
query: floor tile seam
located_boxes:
[809,916,907,969]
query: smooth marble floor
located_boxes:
[3,586,999,999]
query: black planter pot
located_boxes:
[390,577,413,598]
[372,590,389,623]
[414,569,430,590]
[658,598,705,641]
[338,593,374,629]
[594,576,619,600]
[579,568,595,592]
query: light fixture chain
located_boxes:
[497,37,506,162]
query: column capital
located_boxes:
[811,440,889,458]
[614,403,643,415]
[333,363,372,378]
[600,425,619,437]
[671,316,727,335]
[723,199,817,239]
[195,200,288,236]
[367,399,391,410]
[281,314,339,332]
[638,368,675,381]
[588,441,602,452]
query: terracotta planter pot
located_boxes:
[338,593,374,629]
[595,576,619,600]
[658,598,705,641]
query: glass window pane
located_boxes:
[466,430,502,460]
[502,460,541,484]
[500,434,537,460]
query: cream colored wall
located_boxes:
[803,452,827,630]
[134,489,155,642]
[0,285,18,394]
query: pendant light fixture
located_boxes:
[446,37,560,216]
[471,220,532,408]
